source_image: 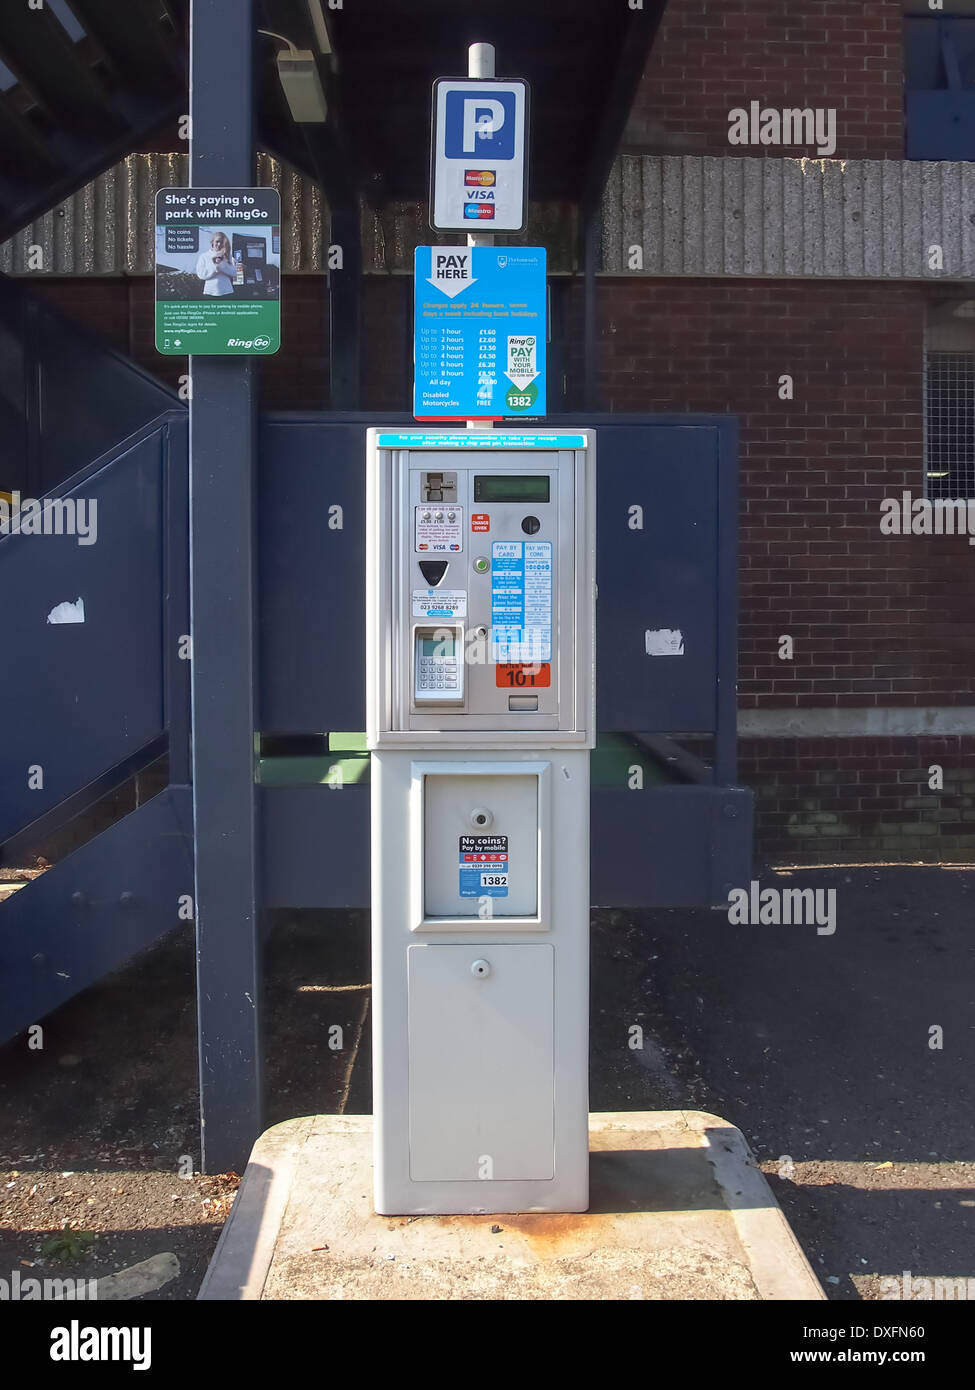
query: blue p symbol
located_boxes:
[445,91,516,159]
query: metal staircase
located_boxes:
[0,0,189,246]
[0,275,192,1045]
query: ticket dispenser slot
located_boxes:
[367,428,595,1216]
[418,560,448,586]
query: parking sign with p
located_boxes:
[431,79,528,232]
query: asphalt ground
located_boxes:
[1,864,972,1298]
[591,863,975,1300]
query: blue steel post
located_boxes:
[714,418,740,787]
[189,0,262,1172]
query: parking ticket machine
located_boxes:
[231,231,269,293]
[366,429,595,1214]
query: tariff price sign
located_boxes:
[414,245,547,419]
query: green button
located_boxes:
[473,557,489,573]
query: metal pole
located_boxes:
[329,200,362,410]
[582,205,598,414]
[466,42,494,252]
[189,0,263,1173]
[467,42,494,430]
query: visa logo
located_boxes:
[464,205,496,220]
[465,189,495,200]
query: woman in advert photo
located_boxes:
[196,230,237,296]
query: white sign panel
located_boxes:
[430,78,529,233]
[414,505,464,553]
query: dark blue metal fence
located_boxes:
[0,273,179,497]
[0,415,188,843]
[0,407,752,1040]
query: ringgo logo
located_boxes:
[226,335,272,350]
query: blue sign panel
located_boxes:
[490,541,552,663]
[376,433,587,449]
[444,90,518,160]
[414,246,547,419]
[459,836,509,898]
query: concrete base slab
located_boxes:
[199,1112,824,1301]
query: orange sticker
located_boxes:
[472,513,490,532]
[495,663,551,688]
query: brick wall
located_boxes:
[743,736,975,861]
[362,277,412,412]
[582,277,974,710]
[628,0,905,160]
[580,275,975,860]
[33,274,412,412]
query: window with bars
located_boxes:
[926,352,975,500]
[925,300,975,500]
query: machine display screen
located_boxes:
[474,475,550,503]
[420,637,455,657]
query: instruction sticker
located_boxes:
[415,506,464,553]
[412,589,467,618]
[490,540,552,663]
[496,663,550,688]
[459,835,509,898]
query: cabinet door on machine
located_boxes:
[424,771,539,919]
[408,944,554,1182]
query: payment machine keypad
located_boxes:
[415,635,463,702]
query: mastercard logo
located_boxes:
[465,169,496,187]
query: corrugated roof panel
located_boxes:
[4,153,972,282]
[0,152,577,276]
[0,154,328,276]
[601,155,975,281]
